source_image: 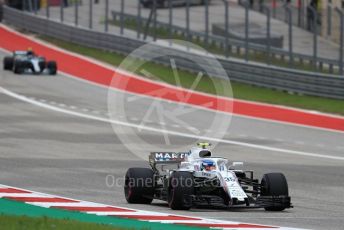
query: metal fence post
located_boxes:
[263,5,271,65]
[120,0,124,35]
[105,0,109,32]
[153,0,157,41]
[327,3,332,36]
[46,0,50,19]
[335,7,344,75]
[225,0,229,58]
[33,0,37,14]
[205,0,209,49]
[272,0,276,18]
[286,6,293,67]
[137,0,141,38]
[244,1,249,62]
[301,0,305,28]
[89,0,93,29]
[60,0,64,22]
[27,0,33,12]
[186,0,190,44]
[75,0,79,26]
[309,6,318,69]
[297,0,301,27]
[144,2,155,40]
[169,0,173,46]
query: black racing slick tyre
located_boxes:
[13,61,24,74]
[3,56,14,70]
[261,173,289,211]
[168,171,194,210]
[47,61,57,75]
[124,168,155,204]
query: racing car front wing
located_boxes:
[189,194,292,209]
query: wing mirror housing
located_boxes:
[230,162,244,168]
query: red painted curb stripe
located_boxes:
[1,25,343,132]
[112,215,201,221]
[52,206,135,212]
[0,185,283,229]
[0,188,30,193]
[181,223,277,228]
[5,197,79,203]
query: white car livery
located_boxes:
[124,143,292,211]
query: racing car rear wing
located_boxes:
[149,152,188,165]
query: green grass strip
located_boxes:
[0,198,205,230]
[39,36,344,116]
[0,214,137,230]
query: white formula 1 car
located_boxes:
[124,143,292,211]
[3,50,57,75]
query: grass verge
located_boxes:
[0,214,138,230]
[0,198,203,230]
[39,36,344,116]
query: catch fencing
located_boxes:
[3,5,344,99]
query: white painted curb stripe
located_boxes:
[0,184,306,230]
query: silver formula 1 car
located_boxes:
[3,50,57,75]
[124,143,292,211]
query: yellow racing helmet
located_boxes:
[197,142,212,149]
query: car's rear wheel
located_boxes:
[168,171,194,210]
[3,57,14,70]
[47,61,57,75]
[124,168,155,204]
[261,173,289,211]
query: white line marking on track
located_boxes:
[1,86,343,161]
[294,141,305,145]
[91,110,101,114]
[27,202,108,208]
[0,193,49,198]
[1,37,344,135]
[88,211,169,216]
[274,138,284,142]
[69,105,77,109]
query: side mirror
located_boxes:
[231,162,244,168]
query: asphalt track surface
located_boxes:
[0,50,344,229]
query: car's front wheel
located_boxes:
[124,168,155,204]
[47,61,57,75]
[168,171,194,210]
[261,173,289,211]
